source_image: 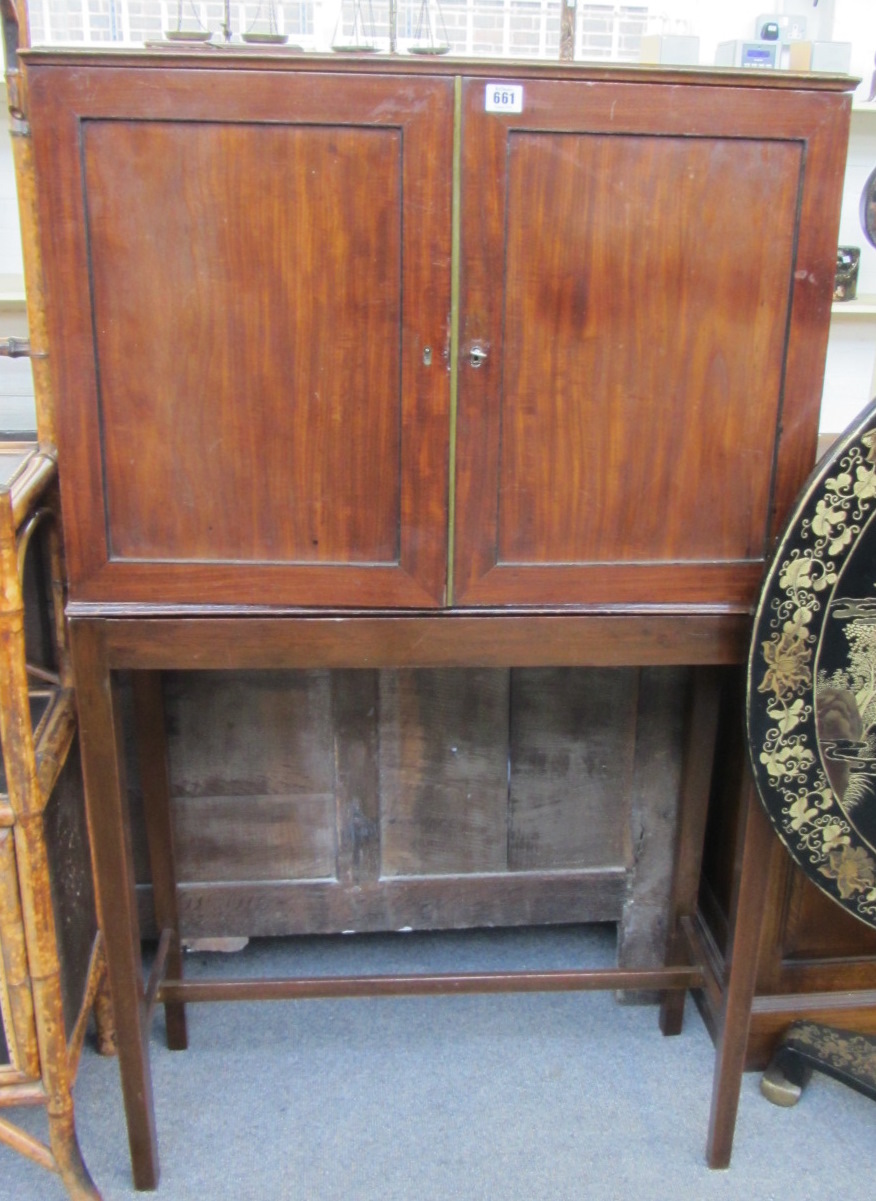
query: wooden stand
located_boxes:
[69,611,766,1189]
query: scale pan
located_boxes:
[242,31,289,43]
[164,29,213,40]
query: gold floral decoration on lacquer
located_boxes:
[788,1022,876,1086]
[756,432,876,922]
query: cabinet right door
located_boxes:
[452,75,849,608]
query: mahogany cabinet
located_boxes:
[17,48,856,1187]
[23,44,855,983]
[23,54,850,612]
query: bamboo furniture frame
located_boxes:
[0,446,115,1199]
[0,5,116,1196]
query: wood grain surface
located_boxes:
[29,66,453,607]
[118,666,697,945]
[453,76,849,606]
[85,120,404,566]
[26,60,850,611]
[497,133,797,565]
[23,55,854,1186]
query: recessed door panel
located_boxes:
[85,120,404,567]
[497,131,797,566]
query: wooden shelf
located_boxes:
[0,275,27,310]
[831,295,876,316]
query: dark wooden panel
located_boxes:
[93,612,750,669]
[508,668,637,871]
[137,870,627,938]
[126,666,693,946]
[617,667,688,984]
[171,794,336,883]
[43,741,99,1039]
[331,671,381,887]
[164,670,333,798]
[84,120,402,567]
[498,133,798,566]
[781,871,876,961]
[163,670,337,884]
[379,669,509,877]
[21,516,58,678]
[0,1004,8,1066]
[698,672,746,962]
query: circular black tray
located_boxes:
[748,396,876,928]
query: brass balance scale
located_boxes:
[164,0,451,53]
[165,0,292,44]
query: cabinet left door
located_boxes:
[29,64,454,608]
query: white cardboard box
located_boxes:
[788,41,853,74]
[639,35,700,67]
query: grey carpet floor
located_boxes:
[2,924,873,1200]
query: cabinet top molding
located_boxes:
[19,50,859,92]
